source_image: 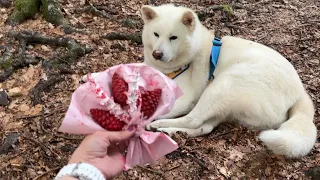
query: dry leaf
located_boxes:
[29,104,43,116]
[19,103,30,112]
[8,87,22,97]
[41,45,50,52]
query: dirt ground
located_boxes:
[0,0,319,179]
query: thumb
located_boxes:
[104,129,136,144]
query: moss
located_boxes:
[197,12,208,21]
[122,18,137,28]
[0,52,13,69]
[222,4,233,15]
[41,0,64,26]
[6,0,40,25]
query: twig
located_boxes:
[54,133,83,141]
[21,135,61,159]
[166,164,181,171]
[187,154,209,170]
[211,129,236,139]
[22,135,50,154]
[137,165,164,176]
[256,33,268,42]
[33,166,60,180]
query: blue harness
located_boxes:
[208,37,222,81]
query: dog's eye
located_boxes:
[154,32,159,37]
[170,36,178,41]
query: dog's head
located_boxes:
[141,4,200,70]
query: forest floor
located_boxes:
[0,0,319,179]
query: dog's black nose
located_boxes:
[152,50,163,60]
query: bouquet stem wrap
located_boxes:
[58,63,183,169]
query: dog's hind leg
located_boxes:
[147,79,230,130]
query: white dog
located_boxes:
[140,4,317,158]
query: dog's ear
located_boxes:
[141,5,157,23]
[182,11,195,31]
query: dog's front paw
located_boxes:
[157,128,177,136]
[146,119,172,130]
[80,74,88,83]
[80,73,99,84]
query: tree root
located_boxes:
[0,30,92,104]
[6,0,84,34]
[76,4,110,18]
[101,32,142,45]
[31,74,62,105]
[6,0,41,25]
[197,3,244,21]
[10,31,71,46]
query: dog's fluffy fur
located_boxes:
[141,4,317,158]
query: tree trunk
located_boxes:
[6,0,67,28]
[6,0,41,25]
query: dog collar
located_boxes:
[165,37,222,81]
[165,64,190,79]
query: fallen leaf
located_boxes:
[218,166,228,177]
[7,87,22,97]
[19,103,30,112]
[29,104,43,116]
[41,45,50,52]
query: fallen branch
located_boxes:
[101,32,142,45]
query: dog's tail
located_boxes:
[259,92,317,158]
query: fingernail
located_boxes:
[128,126,135,131]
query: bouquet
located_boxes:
[58,63,183,169]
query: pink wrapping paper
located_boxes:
[58,63,183,169]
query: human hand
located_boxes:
[67,129,136,179]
